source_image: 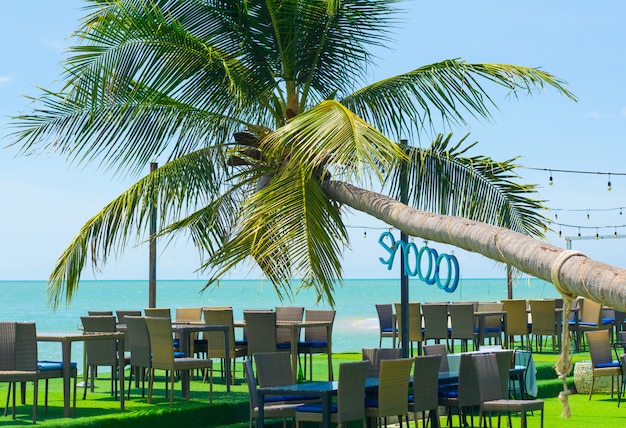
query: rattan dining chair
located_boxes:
[275,306,304,347]
[528,300,558,353]
[361,348,402,378]
[0,322,38,424]
[423,344,450,373]
[394,302,423,356]
[448,302,476,352]
[298,309,335,380]
[88,310,113,316]
[144,316,213,406]
[375,304,397,347]
[476,302,505,347]
[253,352,312,406]
[116,310,142,324]
[421,303,449,347]
[438,353,481,428]
[244,311,287,355]
[296,361,369,428]
[409,354,441,428]
[502,299,530,347]
[578,298,614,350]
[144,308,171,318]
[244,358,301,428]
[124,316,152,399]
[364,358,413,428]
[81,315,129,400]
[586,329,622,400]
[473,353,544,428]
[202,307,247,383]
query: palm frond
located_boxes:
[341,59,577,138]
[388,134,548,238]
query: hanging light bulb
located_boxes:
[549,171,553,186]
[615,229,618,238]
[578,228,581,237]
[608,173,612,191]
[621,208,623,216]
[596,229,599,240]
[558,229,562,238]
[587,211,591,220]
[363,229,367,239]
[554,211,558,220]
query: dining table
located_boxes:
[473,310,508,348]
[257,371,458,428]
[36,331,125,418]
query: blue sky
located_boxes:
[1,1,625,282]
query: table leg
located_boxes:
[258,390,266,428]
[223,328,231,391]
[118,339,125,411]
[326,325,333,381]
[478,316,485,348]
[61,340,72,418]
[321,392,331,428]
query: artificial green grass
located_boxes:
[2,349,626,427]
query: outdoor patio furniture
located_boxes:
[276,306,304,347]
[578,298,614,351]
[115,310,142,324]
[476,302,505,347]
[448,302,476,352]
[394,302,423,356]
[421,303,449,346]
[586,329,621,401]
[409,354,442,428]
[438,352,481,428]
[361,348,401,378]
[375,304,397,347]
[528,300,558,353]
[0,322,38,423]
[296,361,369,428]
[144,316,213,406]
[123,316,152,399]
[423,344,450,373]
[473,352,544,428]
[298,309,335,380]
[88,310,113,316]
[143,308,171,318]
[364,358,413,428]
[202,307,247,383]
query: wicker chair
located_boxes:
[296,361,369,428]
[586,329,622,400]
[476,302,504,347]
[124,316,152,398]
[81,315,129,399]
[438,353,481,427]
[144,308,171,318]
[0,322,38,423]
[88,310,113,316]
[115,310,142,324]
[448,303,476,352]
[244,311,287,355]
[503,299,530,347]
[364,358,413,428]
[578,298,614,350]
[394,302,423,356]
[202,307,247,383]
[528,300,558,353]
[275,306,304,347]
[421,303,449,346]
[144,316,213,406]
[375,304,397,347]
[423,344,450,373]
[473,353,544,428]
[254,352,312,406]
[361,348,401,378]
[298,309,335,380]
[244,358,301,428]
[493,350,514,399]
[409,354,441,428]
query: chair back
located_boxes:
[81,315,118,366]
[423,343,450,372]
[448,303,475,340]
[472,353,503,404]
[275,306,304,344]
[116,310,142,324]
[88,310,113,316]
[244,311,278,355]
[421,303,449,341]
[493,350,514,398]
[375,304,395,333]
[376,358,414,417]
[502,299,528,336]
[586,329,613,366]
[411,354,441,412]
[14,323,38,372]
[580,298,603,325]
[362,348,401,377]
[394,302,423,343]
[144,308,171,318]
[175,307,202,323]
[303,309,335,342]
[457,353,481,407]
[477,302,504,331]
[254,351,293,387]
[529,299,556,335]
[144,316,176,370]
[336,361,369,423]
[124,316,152,368]
[202,307,236,358]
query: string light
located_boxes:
[363,230,367,239]
[608,173,612,191]
[596,228,599,240]
[587,211,590,220]
[548,170,553,186]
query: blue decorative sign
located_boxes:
[378,231,460,293]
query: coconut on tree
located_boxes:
[11,0,591,310]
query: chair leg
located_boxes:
[169,371,175,407]
[589,376,595,400]
[4,382,11,417]
[147,369,155,404]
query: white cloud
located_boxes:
[0,74,13,86]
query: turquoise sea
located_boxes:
[1,278,560,368]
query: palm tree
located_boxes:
[10,0,583,308]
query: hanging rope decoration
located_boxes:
[550,249,585,418]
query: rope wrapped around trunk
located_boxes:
[551,250,584,418]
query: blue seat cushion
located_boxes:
[277,342,291,350]
[265,395,313,403]
[173,339,180,347]
[299,340,328,348]
[235,340,248,346]
[578,322,598,327]
[174,351,186,358]
[296,403,337,413]
[438,388,459,398]
[382,327,396,333]
[603,318,615,325]
[38,361,77,370]
[364,397,378,407]
[596,361,620,368]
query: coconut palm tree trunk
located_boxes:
[324,180,626,312]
